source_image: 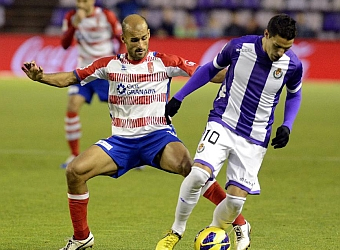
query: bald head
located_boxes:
[122,14,148,34]
[120,14,150,61]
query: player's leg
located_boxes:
[172,163,213,233]
[201,179,247,226]
[65,94,85,156]
[155,124,226,250]
[210,185,247,229]
[200,178,248,246]
[155,164,222,249]
[154,125,247,249]
[144,129,226,215]
[209,128,266,250]
[61,133,144,250]
[61,84,90,168]
[158,141,192,177]
[66,145,118,194]
[61,144,118,250]
[208,185,250,250]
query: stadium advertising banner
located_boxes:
[0,34,339,81]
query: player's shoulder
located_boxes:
[93,55,119,66]
[285,49,302,68]
[153,51,169,58]
[222,35,260,53]
[152,51,198,72]
[153,51,184,65]
[230,35,259,45]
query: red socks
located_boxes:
[68,193,90,240]
[232,213,246,226]
[203,180,226,205]
[68,140,79,157]
[65,111,81,156]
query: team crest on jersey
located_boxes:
[117,83,126,94]
[197,143,205,153]
[273,68,283,79]
[147,62,154,73]
[116,82,156,95]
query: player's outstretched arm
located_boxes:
[22,61,78,88]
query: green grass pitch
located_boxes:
[0,77,339,249]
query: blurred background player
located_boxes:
[60,0,125,168]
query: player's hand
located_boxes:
[72,8,86,27]
[21,61,44,81]
[271,125,290,149]
[165,97,182,124]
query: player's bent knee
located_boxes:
[174,152,192,177]
[225,195,246,215]
[226,185,248,198]
[185,166,211,189]
[168,157,192,177]
[182,161,192,177]
[65,162,78,180]
[65,160,88,182]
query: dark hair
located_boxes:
[267,14,297,40]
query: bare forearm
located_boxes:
[39,72,78,87]
[22,61,78,87]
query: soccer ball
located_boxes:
[194,226,231,250]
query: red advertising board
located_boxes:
[0,34,338,81]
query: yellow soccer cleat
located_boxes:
[155,230,182,250]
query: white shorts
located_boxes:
[193,121,267,194]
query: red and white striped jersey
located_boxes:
[61,7,122,67]
[75,51,199,137]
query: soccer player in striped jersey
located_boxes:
[158,14,302,250]
[21,14,247,250]
[60,0,125,168]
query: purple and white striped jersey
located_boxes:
[207,35,303,147]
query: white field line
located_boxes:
[0,148,340,162]
[0,149,66,156]
[264,155,340,162]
